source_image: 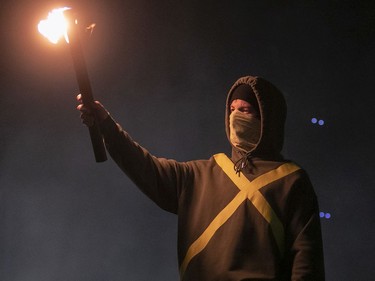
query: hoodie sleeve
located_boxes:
[285,172,325,281]
[99,116,190,214]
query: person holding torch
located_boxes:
[76,75,325,280]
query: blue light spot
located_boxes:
[319,211,332,220]
[311,118,318,124]
[318,119,325,126]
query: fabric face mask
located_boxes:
[229,110,261,152]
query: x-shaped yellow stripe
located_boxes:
[179,153,300,278]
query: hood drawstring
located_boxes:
[234,151,254,175]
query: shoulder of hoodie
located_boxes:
[182,154,310,179]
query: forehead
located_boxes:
[230,99,253,107]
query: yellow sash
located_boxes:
[180,153,300,278]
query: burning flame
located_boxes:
[38,7,71,44]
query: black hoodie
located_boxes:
[100,75,325,280]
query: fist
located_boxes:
[76,94,109,127]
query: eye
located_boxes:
[240,107,252,114]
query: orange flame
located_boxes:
[38,7,71,44]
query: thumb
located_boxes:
[91,101,109,122]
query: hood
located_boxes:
[225,76,287,160]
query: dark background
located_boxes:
[1,0,374,280]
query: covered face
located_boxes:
[229,85,261,153]
[225,76,287,159]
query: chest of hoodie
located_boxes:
[177,156,294,249]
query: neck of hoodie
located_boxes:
[231,146,284,175]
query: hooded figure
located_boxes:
[226,76,286,161]
[83,75,325,280]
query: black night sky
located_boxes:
[1,1,374,280]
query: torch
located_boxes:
[38,7,107,162]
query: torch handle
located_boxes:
[88,120,107,162]
[67,16,107,162]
